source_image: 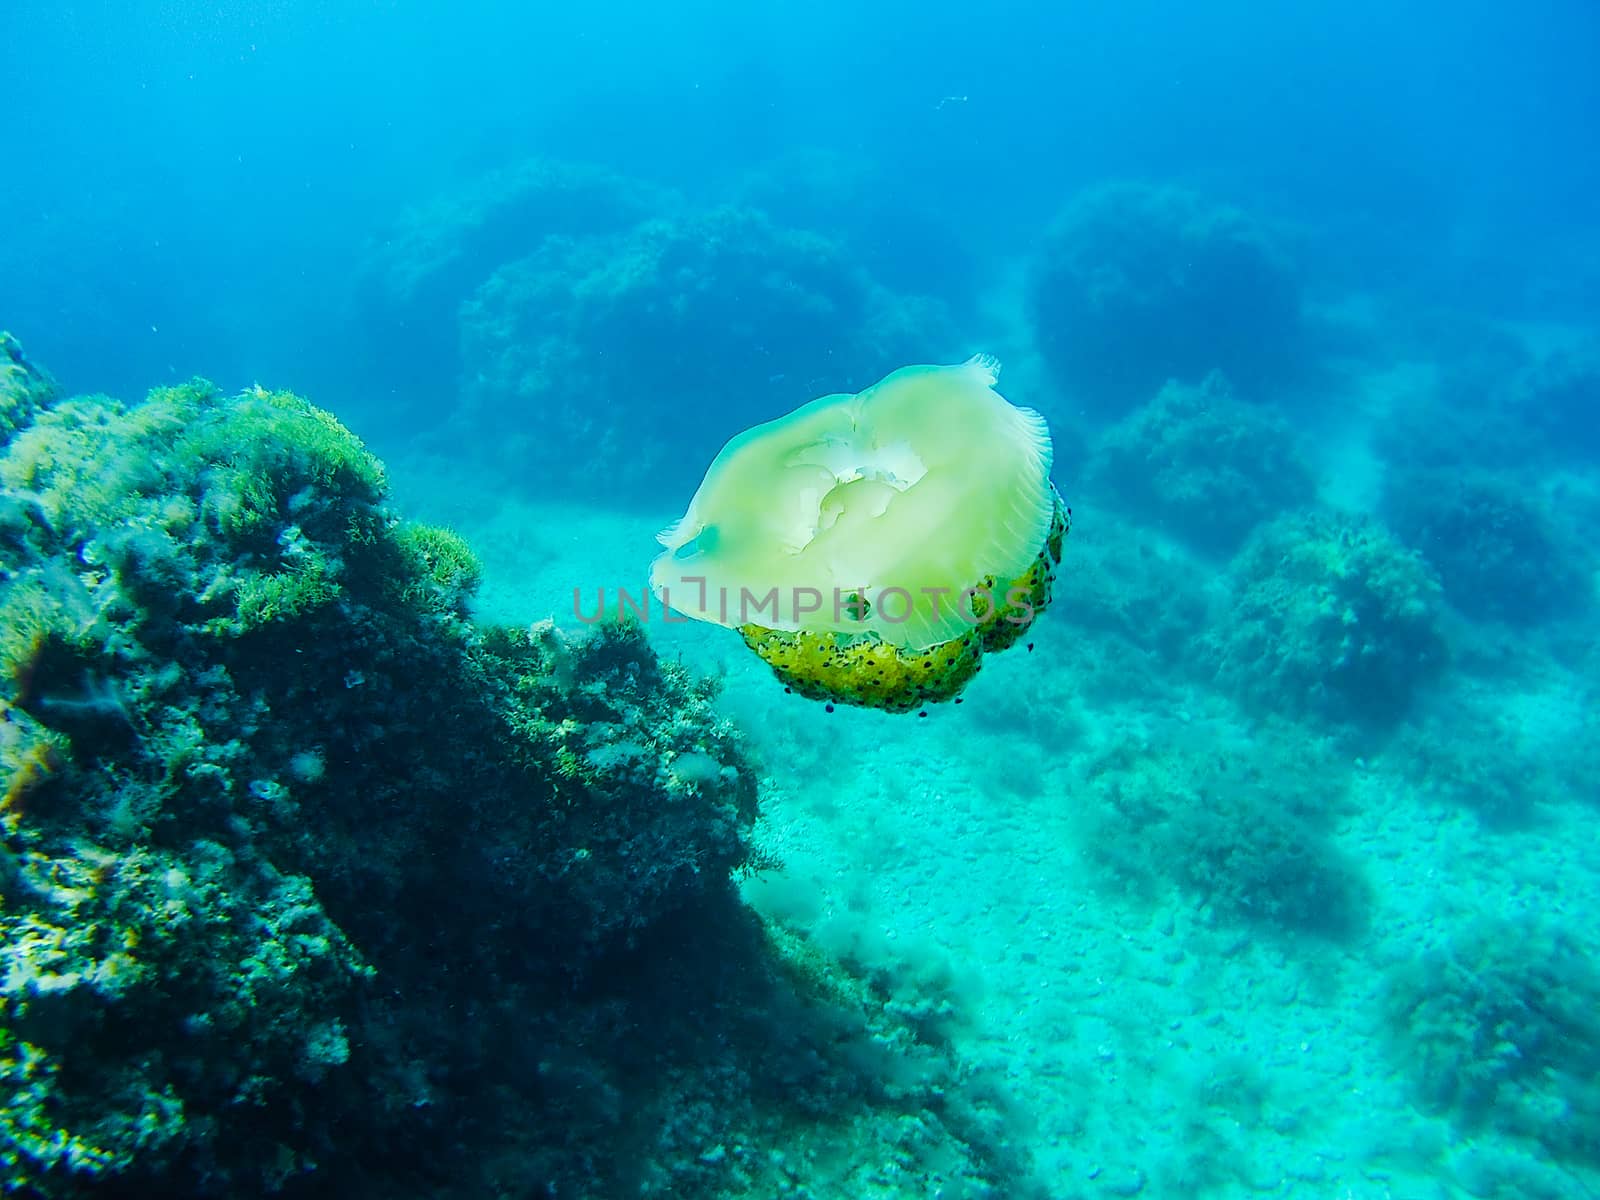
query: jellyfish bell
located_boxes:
[650,355,1069,712]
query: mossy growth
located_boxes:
[453,203,949,504]
[0,343,780,1196]
[0,375,476,644]
[1078,722,1368,938]
[1385,917,1600,1166]
[0,332,58,447]
[177,383,387,543]
[1388,690,1560,829]
[1382,466,1588,625]
[1204,509,1448,729]
[0,379,385,549]
[1089,371,1317,555]
[391,522,482,616]
[231,556,344,629]
[1028,181,1302,412]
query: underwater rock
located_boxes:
[1087,371,1317,556]
[1202,509,1447,729]
[452,203,951,504]
[1028,182,1302,414]
[1078,722,1369,938]
[729,148,981,304]
[1385,917,1600,1168]
[1382,466,1589,625]
[0,353,756,1193]
[1508,338,1600,465]
[0,331,58,447]
[0,338,1036,1200]
[348,157,672,412]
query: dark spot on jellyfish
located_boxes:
[1027,643,1034,651]
[918,710,928,717]
[954,697,964,704]
[825,703,835,713]
[784,686,792,693]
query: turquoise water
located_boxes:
[3,3,1598,1197]
[403,397,1600,1197]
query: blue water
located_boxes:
[6,1,1600,1196]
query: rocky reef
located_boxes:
[453,204,947,505]
[0,334,1025,1200]
[1202,508,1448,730]
[1086,371,1317,556]
[1028,182,1303,414]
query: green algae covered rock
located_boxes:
[0,332,58,447]
[1382,466,1589,625]
[1203,509,1448,728]
[1087,372,1317,556]
[1386,917,1600,1168]
[0,339,1026,1200]
[0,352,757,1194]
[454,204,947,504]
